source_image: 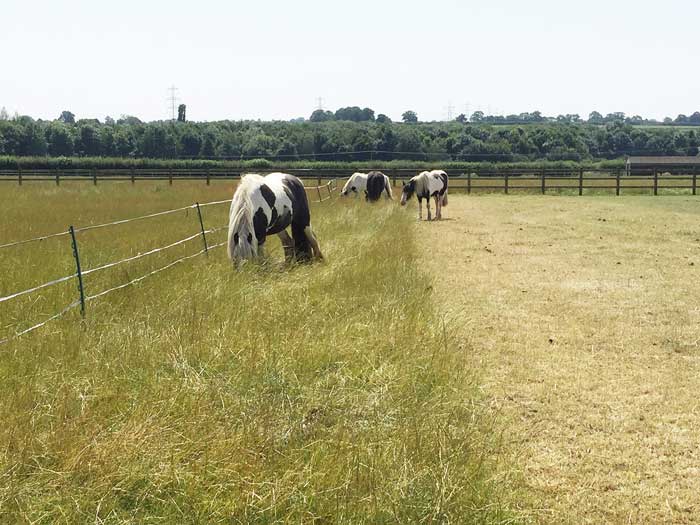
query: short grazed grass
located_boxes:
[0,183,520,523]
[421,195,700,524]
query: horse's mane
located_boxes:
[228,174,260,259]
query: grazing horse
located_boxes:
[364,171,394,202]
[340,172,368,197]
[227,173,323,264]
[400,170,449,220]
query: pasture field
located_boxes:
[425,195,700,524]
[0,183,519,523]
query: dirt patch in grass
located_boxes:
[417,195,700,524]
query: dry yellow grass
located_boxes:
[417,195,700,524]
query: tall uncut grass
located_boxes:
[0,183,519,523]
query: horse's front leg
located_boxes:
[277,230,294,262]
[426,197,432,221]
[435,195,441,220]
[304,226,324,260]
[418,198,423,220]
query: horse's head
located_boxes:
[340,172,364,197]
[228,223,258,263]
[400,180,415,206]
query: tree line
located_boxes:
[0,108,698,162]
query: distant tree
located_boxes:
[117,115,143,126]
[588,111,603,124]
[470,111,484,123]
[455,113,468,123]
[58,111,75,124]
[0,107,8,121]
[46,122,74,156]
[289,117,305,123]
[78,125,101,156]
[309,109,334,122]
[688,112,700,124]
[177,104,186,122]
[675,114,689,124]
[663,117,673,125]
[361,107,375,121]
[334,106,375,122]
[19,122,48,155]
[376,114,392,124]
[180,128,203,156]
[402,110,418,123]
[104,116,115,126]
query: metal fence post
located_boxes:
[195,203,209,255]
[69,226,86,317]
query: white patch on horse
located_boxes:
[340,172,368,197]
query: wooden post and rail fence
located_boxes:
[0,167,698,196]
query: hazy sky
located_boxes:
[2,0,697,122]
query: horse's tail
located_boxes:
[442,188,448,206]
[385,177,394,199]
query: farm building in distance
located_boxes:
[626,156,700,175]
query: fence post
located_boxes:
[693,173,697,196]
[169,169,173,186]
[131,167,135,185]
[541,172,546,195]
[92,168,97,186]
[578,168,583,196]
[195,203,209,255]
[504,173,509,194]
[18,167,22,186]
[206,168,211,186]
[467,172,472,194]
[69,226,86,318]
[55,168,60,186]
[317,186,322,202]
[616,172,621,196]
[327,182,332,198]
[653,170,658,196]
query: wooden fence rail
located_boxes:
[0,168,697,196]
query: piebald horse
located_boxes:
[227,173,323,264]
[400,170,449,220]
[340,171,393,201]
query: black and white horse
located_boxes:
[400,170,448,220]
[227,173,323,263]
[340,172,368,197]
[364,171,393,202]
[340,171,393,201]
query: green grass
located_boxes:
[0,183,520,523]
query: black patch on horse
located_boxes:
[281,175,313,260]
[253,208,268,245]
[365,171,386,202]
[260,183,276,209]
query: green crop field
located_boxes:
[0,182,518,524]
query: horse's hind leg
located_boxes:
[277,230,294,262]
[418,198,423,220]
[426,197,432,221]
[435,195,442,220]
[304,226,324,260]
